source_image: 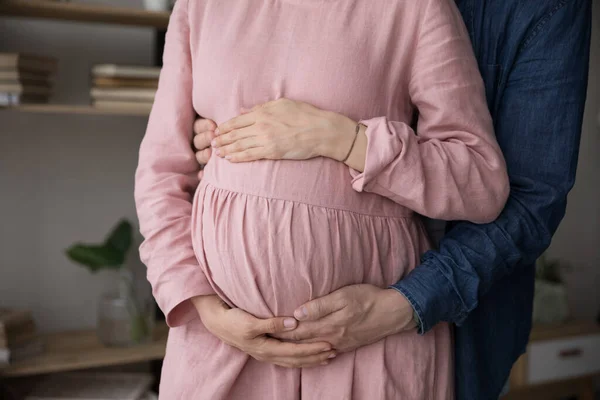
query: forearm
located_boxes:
[316,0,509,223]
[393,191,556,332]
[136,0,215,327]
[393,0,591,333]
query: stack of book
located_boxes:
[91,64,160,113]
[0,308,44,367]
[0,53,57,106]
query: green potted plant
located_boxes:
[66,219,152,346]
[533,253,570,324]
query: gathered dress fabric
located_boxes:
[134,0,510,398]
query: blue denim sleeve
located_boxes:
[392,0,592,334]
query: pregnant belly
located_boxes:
[202,156,411,219]
[194,181,427,318]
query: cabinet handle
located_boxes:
[558,348,583,358]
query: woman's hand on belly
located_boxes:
[210,98,359,165]
[191,295,337,368]
[273,285,417,353]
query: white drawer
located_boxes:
[527,334,600,384]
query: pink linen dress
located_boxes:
[135,0,510,398]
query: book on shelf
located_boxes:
[90,65,158,111]
[0,83,52,96]
[0,53,58,74]
[0,336,44,366]
[0,53,56,106]
[0,308,38,345]
[93,77,158,89]
[91,87,156,102]
[0,70,53,85]
[0,324,37,348]
[92,64,161,80]
[0,308,34,336]
[0,93,50,106]
[93,100,153,112]
[0,308,43,367]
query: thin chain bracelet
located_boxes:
[342,123,363,163]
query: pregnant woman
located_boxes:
[135,0,510,398]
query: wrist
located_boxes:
[317,111,357,161]
[380,289,418,334]
[191,295,226,318]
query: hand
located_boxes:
[193,118,217,179]
[273,285,417,353]
[192,295,337,368]
[211,98,357,163]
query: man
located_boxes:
[190,1,592,398]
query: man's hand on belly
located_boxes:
[191,295,337,368]
[272,285,417,353]
[193,118,217,179]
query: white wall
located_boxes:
[0,2,599,333]
[0,0,154,332]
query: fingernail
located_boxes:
[283,318,296,329]
[321,348,332,352]
[328,354,336,359]
[321,361,329,366]
[211,139,217,147]
[294,307,308,320]
[215,128,220,135]
[214,148,221,156]
[225,155,232,160]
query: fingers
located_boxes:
[195,148,212,165]
[264,338,332,358]
[193,130,216,152]
[212,126,259,148]
[216,113,255,135]
[273,320,329,342]
[252,337,336,368]
[215,137,261,159]
[193,127,216,168]
[294,293,346,322]
[250,317,298,337]
[193,118,217,135]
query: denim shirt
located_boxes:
[392,1,592,399]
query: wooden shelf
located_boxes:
[0,323,168,377]
[0,0,170,29]
[2,104,151,116]
[529,320,600,342]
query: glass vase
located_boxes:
[97,269,154,347]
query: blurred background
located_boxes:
[0,0,598,399]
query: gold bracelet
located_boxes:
[342,123,362,163]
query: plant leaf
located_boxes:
[105,219,133,255]
[66,244,124,272]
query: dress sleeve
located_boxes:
[134,0,215,328]
[393,0,592,334]
[350,0,509,223]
